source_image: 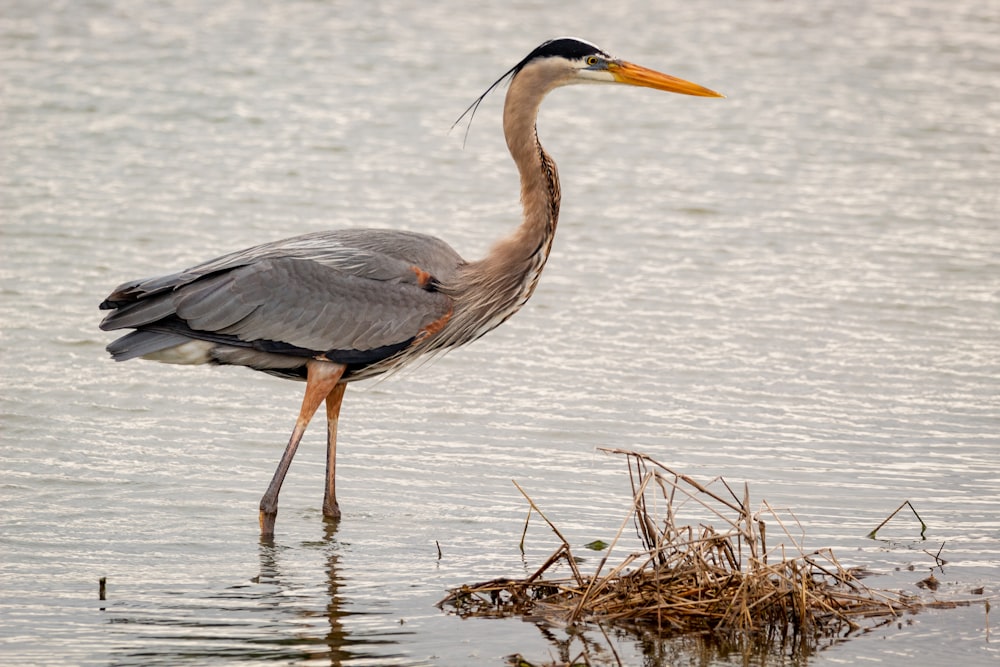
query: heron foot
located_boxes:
[259,507,277,538]
[322,499,341,520]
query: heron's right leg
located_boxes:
[259,360,345,539]
[322,382,347,520]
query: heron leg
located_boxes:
[259,360,345,538]
[322,383,347,520]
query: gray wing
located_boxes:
[100,229,464,367]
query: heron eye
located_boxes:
[586,56,600,66]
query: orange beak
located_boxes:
[610,61,724,98]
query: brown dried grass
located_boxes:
[439,449,919,651]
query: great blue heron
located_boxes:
[99,37,722,537]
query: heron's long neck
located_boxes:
[442,70,561,344]
[501,75,562,278]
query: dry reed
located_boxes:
[440,449,919,652]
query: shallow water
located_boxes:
[2,1,998,665]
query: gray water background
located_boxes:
[1,0,998,665]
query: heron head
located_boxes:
[518,37,724,97]
[453,37,722,140]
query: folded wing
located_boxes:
[99,229,463,373]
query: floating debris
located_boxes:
[440,449,922,655]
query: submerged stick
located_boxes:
[867,500,927,540]
[518,505,532,553]
[511,480,585,586]
[922,541,947,567]
[512,480,567,546]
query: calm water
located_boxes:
[2,1,998,665]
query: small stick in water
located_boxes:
[99,577,107,601]
[866,500,927,540]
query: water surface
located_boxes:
[2,1,998,665]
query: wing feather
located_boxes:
[100,229,463,359]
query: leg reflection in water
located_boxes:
[253,517,410,665]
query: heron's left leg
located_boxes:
[322,382,347,519]
[259,360,345,538]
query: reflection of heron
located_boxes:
[99,37,722,537]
